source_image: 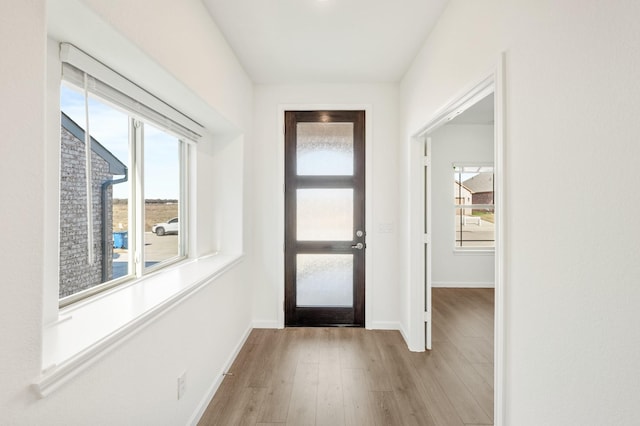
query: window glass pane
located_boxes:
[296,254,353,307]
[297,122,354,175]
[60,84,86,129]
[297,189,353,241]
[454,165,494,205]
[59,85,131,299]
[144,122,181,268]
[455,207,495,248]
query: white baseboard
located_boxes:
[398,324,410,348]
[367,322,414,352]
[369,321,402,330]
[432,281,494,288]
[188,324,253,426]
[252,320,282,329]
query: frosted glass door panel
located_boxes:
[297,254,353,307]
[297,122,354,175]
[297,189,353,241]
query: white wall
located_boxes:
[0,1,47,424]
[400,0,640,424]
[430,124,494,287]
[0,0,255,424]
[80,0,253,132]
[251,84,401,330]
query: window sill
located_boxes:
[34,253,243,398]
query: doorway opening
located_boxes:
[430,92,496,422]
[409,62,506,424]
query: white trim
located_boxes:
[453,248,495,255]
[408,55,506,425]
[494,52,507,426]
[188,324,253,426]
[406,135,426,351]
[133,119,145,278]
[252,320,282,329]
[432,281,495,288]
[398,324,410,346]
[452,161,494,168]
[414,75,495,137]
[276,103,374,329]
[370,321,402,330]
[454,204,494,209]
[277,107,285,329]
[34,254,244,398]
[425,137,432,350]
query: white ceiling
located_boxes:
[203,0,449,84]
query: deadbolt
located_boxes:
[356,230,364,237]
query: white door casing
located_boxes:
[407,53,506,425]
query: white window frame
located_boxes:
[58,44,199,307]
[453,163,495,252]
[37,34,248,397]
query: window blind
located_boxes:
[60,43,202,142]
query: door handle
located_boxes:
[351,242,364,250]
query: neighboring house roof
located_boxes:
[61,112,127,176]
[454,180,473,194]
[463,172,493,194]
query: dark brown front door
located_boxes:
[285,110,366,327]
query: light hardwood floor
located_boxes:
[198,288,494,426]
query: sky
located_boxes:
[60,84,180,200]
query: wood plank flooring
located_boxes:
[198,288,494,426]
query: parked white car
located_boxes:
[152,217,179,236]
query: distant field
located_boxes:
[112,200,179,232]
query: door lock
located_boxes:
[356,230,365,237]
[351,242,364,250]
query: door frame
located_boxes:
[276,104,373,329]
[407,54,506,425]
[284,110,366,327]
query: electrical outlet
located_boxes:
[177,371,186,400]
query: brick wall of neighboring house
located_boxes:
[59,126,114,298]
[472,191,494,205]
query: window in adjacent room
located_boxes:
[454,164,495,249]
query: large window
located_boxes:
[454,164,495,249]
[58,44,198,306]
